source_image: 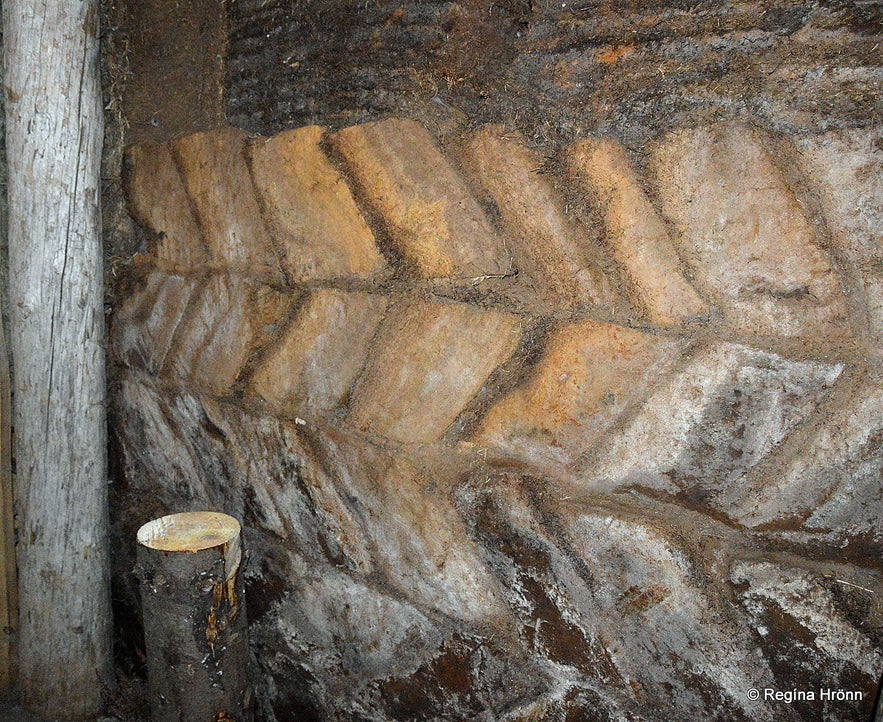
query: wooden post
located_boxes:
[2,0,111,716]
[136,512,253,722]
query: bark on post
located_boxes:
[2,0,111,715]
[137,512,252,722]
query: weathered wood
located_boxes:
[2,0,111,716]
[137,512,252,722]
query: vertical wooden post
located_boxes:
[137,512,252,722]
[2,0,111,717]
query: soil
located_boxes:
[224,0,881,143]
[109,0,883,147]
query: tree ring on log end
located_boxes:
[137,511,240,552]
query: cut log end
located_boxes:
[137,510,241,552]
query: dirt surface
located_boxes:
[106,0,226,142]
[109,1,883,146]
[224,0,881,146]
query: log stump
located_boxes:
[136,512,252,722]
